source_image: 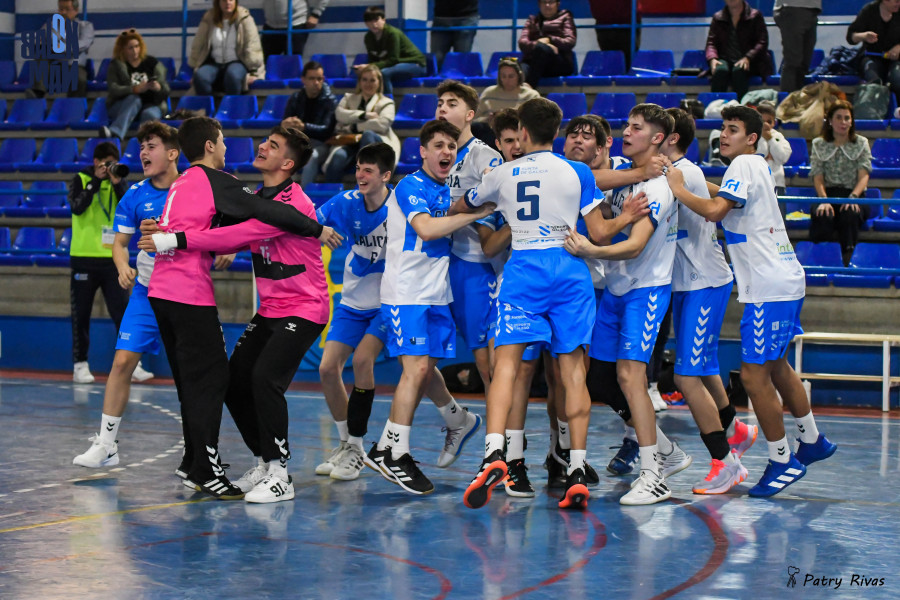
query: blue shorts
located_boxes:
[672,282,732,376]
[590,284,672,364]
[327,304,388,348]
[382,304,456,358]
[488,293,545,361]
[740,299,804,365]
[116,282,162,355]
[495,248,595,355]
[449,255,496,351]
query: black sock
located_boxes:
[718,403,736,432]
[587,359,632,422]
[347,387,375,438]
[700,430,731,461]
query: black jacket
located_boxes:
[847,1,900,55]
[68,166,129,216]
[282,82,338,142]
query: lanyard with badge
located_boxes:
[99,183,116,248]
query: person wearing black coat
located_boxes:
[848,0,900,103]
[281,61,338,186]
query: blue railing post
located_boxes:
[287,0,294,55]
[511,0,518,52]
[630,0,637,66]
[181,0,189,69]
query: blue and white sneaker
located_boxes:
[437,409,481,468]
[747,454,807,498]
[795,434,837,466]
[607,437,639,476]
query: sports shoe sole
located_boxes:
[559,483,589,509]
[437,413,482,468]
[620,485,672,505]
[365,456,399,485]
[692,464,748,495]
[73,453,119,468]
[504,481,536,498]
[314,462,335,476]
[463,460,507,509]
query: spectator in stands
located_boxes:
[100,30,170,141]
[282,60,338,186]
[28,0,93,98]
[355,6,426,95]
[705,0,772,102]
[809,100,873,263]
[431,0,480,68]
[189,0,265,96]
[848,0,900,104]
[261,0,328,59]
[774,0,822,93]
[588,0,641,71]
[67,141,131,384]
[324,64,400,182]
[755,101,792,196]
[518,0,576,90]
[472,57,539,147]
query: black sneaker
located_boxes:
[382,452,434,495]
[558,468,589,510]
[584,460,600,487]
[504,458,535,498]
[364,444,397,484]
[553,441,599,487]
[546,452,567,489]
[197,476,245,500]
[464,449,507,509]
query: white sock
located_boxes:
[389,424,411,460]
[639,444,660,476]
[268,461,289,482]
[624,425,637,442]
[656,426,674,455]
[795,412,820,444]
[767,436,791,464]
[568,449,586,475]
[485,433,505,457]
[437,398,468,429]
[347,435,364,449]
[549,427,559,454]
[98,414,121,447]
[557,418,571,450]
[506,430,525,461]
[335,420,349,442]
[377,420,394,451]
[721,451,736,466]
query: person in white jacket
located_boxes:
[755,101,792,195]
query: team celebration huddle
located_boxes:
[72,79,837,509]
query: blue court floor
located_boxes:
[0,375,898,599]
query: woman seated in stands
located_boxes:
[704,0,772,102]
[101,29,170,140]
[189,0,265,96]
[809,100,873,264]
[518,0,576,90]
[323,65,400,182]
[472,57,540,147]
[848,0,900,103]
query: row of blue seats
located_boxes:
[781,187,900,232]
[796,242,900,288]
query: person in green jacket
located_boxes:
[101,30,170,140]
[353,6,426,95]
[68,141,131,384]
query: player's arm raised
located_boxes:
[582,190,650,246]
[565,216,655,260]
[592,154,667,191]
[667,167,735,222]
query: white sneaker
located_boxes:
[692,456,748,494]
[73,434,119,468]
[659,441,693,478]
[331,443,366,481]
[315,442,349,475]
[73,361,94,384]
[131,362,154,382]
[649,384,667,412]
[245,471,294,504]
[235,460,269,493]
[620,469,671,505]
[437,409,481,468]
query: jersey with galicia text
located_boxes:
[448,137,503,262]
[316,187,390,311]
[718,154,805,303]
[464,150,600,252]
[381,170,454,306]
[113,178,170,287]
[672,157,733,292]
[603,171,678,296]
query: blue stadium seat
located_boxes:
[311,53,349,80]
[305,183,344,208]
[832,243,900,288]
[645,92,686,109]
[437,52,484,82]
[17,137,78,173]
[670,50,708,85]
[797,241,843,285]
[0,60,15,89]
[393,94,438,129]
[224,137,255,171]
[565,50,624,87]
[12,227,56,253]
[0,182,24,216]
[685,138,700,163]
[254,55,303,90]
[33,224,71,266]
[71,97,109,131]
[215,95,259,129]
[782,186,814,229]
[872,189,900,231]
[161,95,216,127]
[396,137,422,174]
[793,240,813,264]
[31,97,87,130]
[870,138,900,178]
[0,224,32,265]
[552,137,565,155]
[611,137,624,157]
[694,92,739,129]
[470,52,524,86]
[61,137,121,173]
[22,181,70,218]
[0,61,32,93]
[87,58,111,91]
[240,94,291,129]
[121,137,142,171]
[0,226,9,249]
[58,228,72,252]
[613,50,673,86]
[0,138,36,172]
[333,53,369,88]
[158,57,176,82]
[0,98,47,131]
[784,138,810,177]
[590,93,636,128]
[546,93,587,124]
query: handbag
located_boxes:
[326,133,363,146]
[854,82,890,120]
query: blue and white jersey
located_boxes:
[381,170,454,306]
[672,157,733,292]
[603,170,678,297]
[465,150,600,252]
[113,178,169,287]
[448,137,503,262]
[577,186,607,289]
[316,187,389,311]
[718,154,805,303]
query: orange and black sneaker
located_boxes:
[464,449,507,509]
[558,468,589,510]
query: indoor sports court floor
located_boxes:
[0,374,897,599]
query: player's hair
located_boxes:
[302,60,323,77]
[363,5,385,22]
[593,114,612,139]
[112,29,146,63]
[721,104,763,149]
[178,116,222,162]
[269,126,313,174]
[357,141,395,174]
[420,119,461,146]
[822,99,857,143]
[629,103,675,143]
[137,121,179,151]
[437,79,479,113]
[93,141,120,161]
[665,108,695,154]
[491,107,519,138]
[564,115,608,148]
[517,97,562,145]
